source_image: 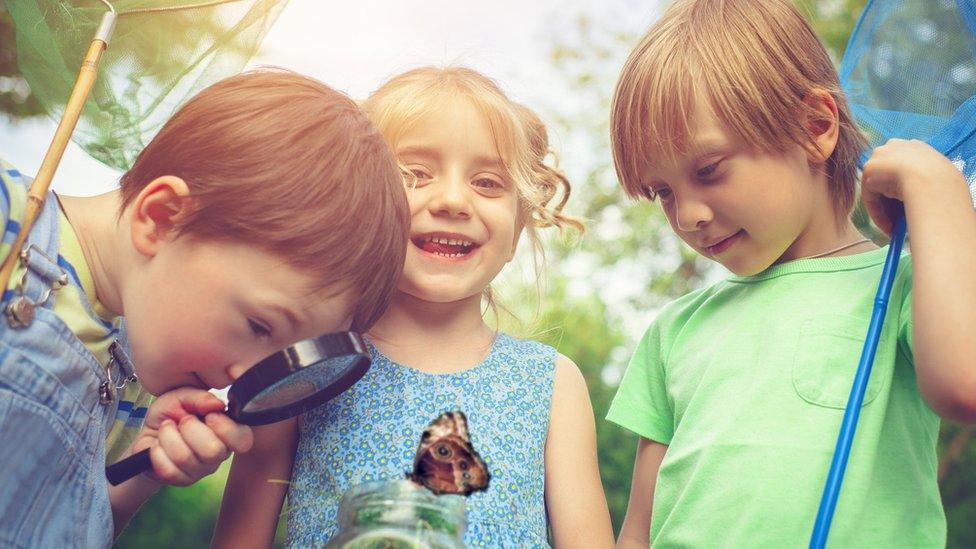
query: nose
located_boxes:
[673,192,713,233]
[428,174,472,219]
[226,361,251,383]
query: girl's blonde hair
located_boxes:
[611,0,868,220]
[362,66,584,319]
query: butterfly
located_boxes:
[407,411,490,496]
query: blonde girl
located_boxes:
[213,67,613,548]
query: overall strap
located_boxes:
[2,188,67,326]
[1,174,136,405]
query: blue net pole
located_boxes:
[810,0,976,545]
[809,219,906,549]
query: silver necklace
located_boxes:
[801,238,873,260]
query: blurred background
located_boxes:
[1,0,973,546]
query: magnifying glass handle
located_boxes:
[104,331,371,485]
[106,405,234,485]
[106,448,152,486]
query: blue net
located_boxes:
[839,0,976,200]
[813,3,976,545]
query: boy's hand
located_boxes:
[128,388,254,486]
[861,138,969,235]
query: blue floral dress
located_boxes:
[286,333,556,548]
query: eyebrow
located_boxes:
[471,156,507,173]
[689,141,729,161]
[687,137,733,160]
[396,145,440,160]
[396,146,506,173]
[644,144,729,173]
[266,302,302,332]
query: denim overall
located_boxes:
[0,187,127,548]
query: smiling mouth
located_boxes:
[705,230,743,255]
[412,236,479,258]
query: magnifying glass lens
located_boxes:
[243,355,359,413]
[106,332,370,486]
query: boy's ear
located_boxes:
[129,176,193,257]
[800,88,840,164]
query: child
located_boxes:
[606,0,976,547]
[213,66,615,548]
[0,69,408,547]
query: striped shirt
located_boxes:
[1,159,151,462]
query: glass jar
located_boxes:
[325,479,467,549]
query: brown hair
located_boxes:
[120,68,409,331]
[611,0,868,219]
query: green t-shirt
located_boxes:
[607,247,945,548]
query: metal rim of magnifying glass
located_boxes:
[226,331,370,425]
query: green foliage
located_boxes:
[491,271,640,534]
[940,423,976,548]
[114,462,229,548]
[795,0,869,59]
[6,0,973,546]
[0,5,44,119]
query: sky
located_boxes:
[0,0,663,196]
[0,0,669,354]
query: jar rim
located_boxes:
[342,479,466,513]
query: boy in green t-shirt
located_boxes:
[606,0,976,546]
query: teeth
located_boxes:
[426,236,473,246]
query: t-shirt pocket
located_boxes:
[792,315,893,409]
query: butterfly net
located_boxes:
[6,0,287,170]
[839,0,976,198]
[812,4,976,544]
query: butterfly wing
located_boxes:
[408,411,490,496]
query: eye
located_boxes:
[435,443,452,458]
[639,186,655,200]
[655,186,673,202]
[696,160,721,180]
[247,318,272,339]
[402,166,433,188]
[472,176,504,191]
[459,460,469,470]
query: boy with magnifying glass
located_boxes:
[0,68,408,547]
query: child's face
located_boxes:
[122,238,355,395]
[641,97,830,276]
[395,97,520,304]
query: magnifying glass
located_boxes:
[105,331,370,486]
